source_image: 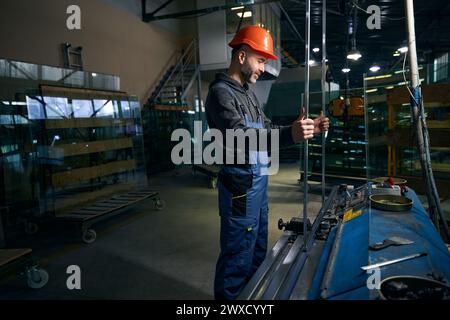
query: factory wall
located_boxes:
[0,0,184,104]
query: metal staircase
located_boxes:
[142,39,202,175]
[147,39,200,107]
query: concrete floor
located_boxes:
[2,163,448,300]
[0,162,325,300]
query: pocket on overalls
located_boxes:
[227,216,257,254]
[218,171,253,217]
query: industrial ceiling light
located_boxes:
[231,6,245,11]
[398,46,409,53]
[369,65,381,73]
[236,11,252,18]
[393,51,401,57]
[313,47,320,53]
[342,67,351,73]
[308,60,316,66]
[347,49,362,61]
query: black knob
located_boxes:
[278,218,286,230]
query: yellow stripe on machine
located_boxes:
[343,209,363,222]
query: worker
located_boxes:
[205,25,329,300]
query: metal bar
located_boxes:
[406,0,419,88]
[278,3,304,43]
[303,0,311,250]
[363,73,369,182]
[286,0,343,16]
[238,235,291,299]
[180,68,199,101]
[242,185,338,300]
[141,0,146,22]
[277,185,339,299]
[144,0,279,22]
[361,252,427,271]
[149,0,175,16]
[7,61,36,80]
[260,234,305,299]
[196,46,203,123]
[156,40,195,101]
[321,0,327,204]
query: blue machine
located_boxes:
[239,184,450,300]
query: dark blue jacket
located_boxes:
[205,72,294,165]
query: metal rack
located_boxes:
[386,83,450,198]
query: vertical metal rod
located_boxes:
[195,40,203,123]
[321,0,327,204]
[300,92,304,188]
[363,73,369,182]
[405,0,449,241]
[406,0,419,87]
[303,0,311,250]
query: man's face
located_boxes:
[239,48,268,84]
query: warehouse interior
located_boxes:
[0,0,449,301]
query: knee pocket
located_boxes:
[226,216,257,255]
[219,172,253,217]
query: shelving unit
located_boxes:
[142,104,196,175]
[1,81,162,244]
[386,83,450,197]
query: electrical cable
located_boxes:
[401,43,450,242]
[402,52,419,106]
[235,6,246,33]
[351,0,406,21]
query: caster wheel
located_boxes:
[210,178,218,189]
[25,221,39,235]
[27,267,49,289]
[82,229,97,244]
[154,199,166,211]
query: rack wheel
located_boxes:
[154,199,166,211]
[25,221,39,235]
[210,177,218,189]
[26,267,49,289]
[82,229,97,244]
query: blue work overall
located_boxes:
[214,112,269,300]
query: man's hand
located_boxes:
[313,111,330,134]
[291,108,315,144]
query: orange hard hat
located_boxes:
[229,25,277,60]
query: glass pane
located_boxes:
[121,100,131,118]
[93,99,117,118]
[10,61,38,80]
[26,96,45,120]
[73,99,94,118]
[0,59,9,77]
[42,65,64,82]
[63,70,85,87]
[43,96,71,119]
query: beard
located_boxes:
[241,64,258,84]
